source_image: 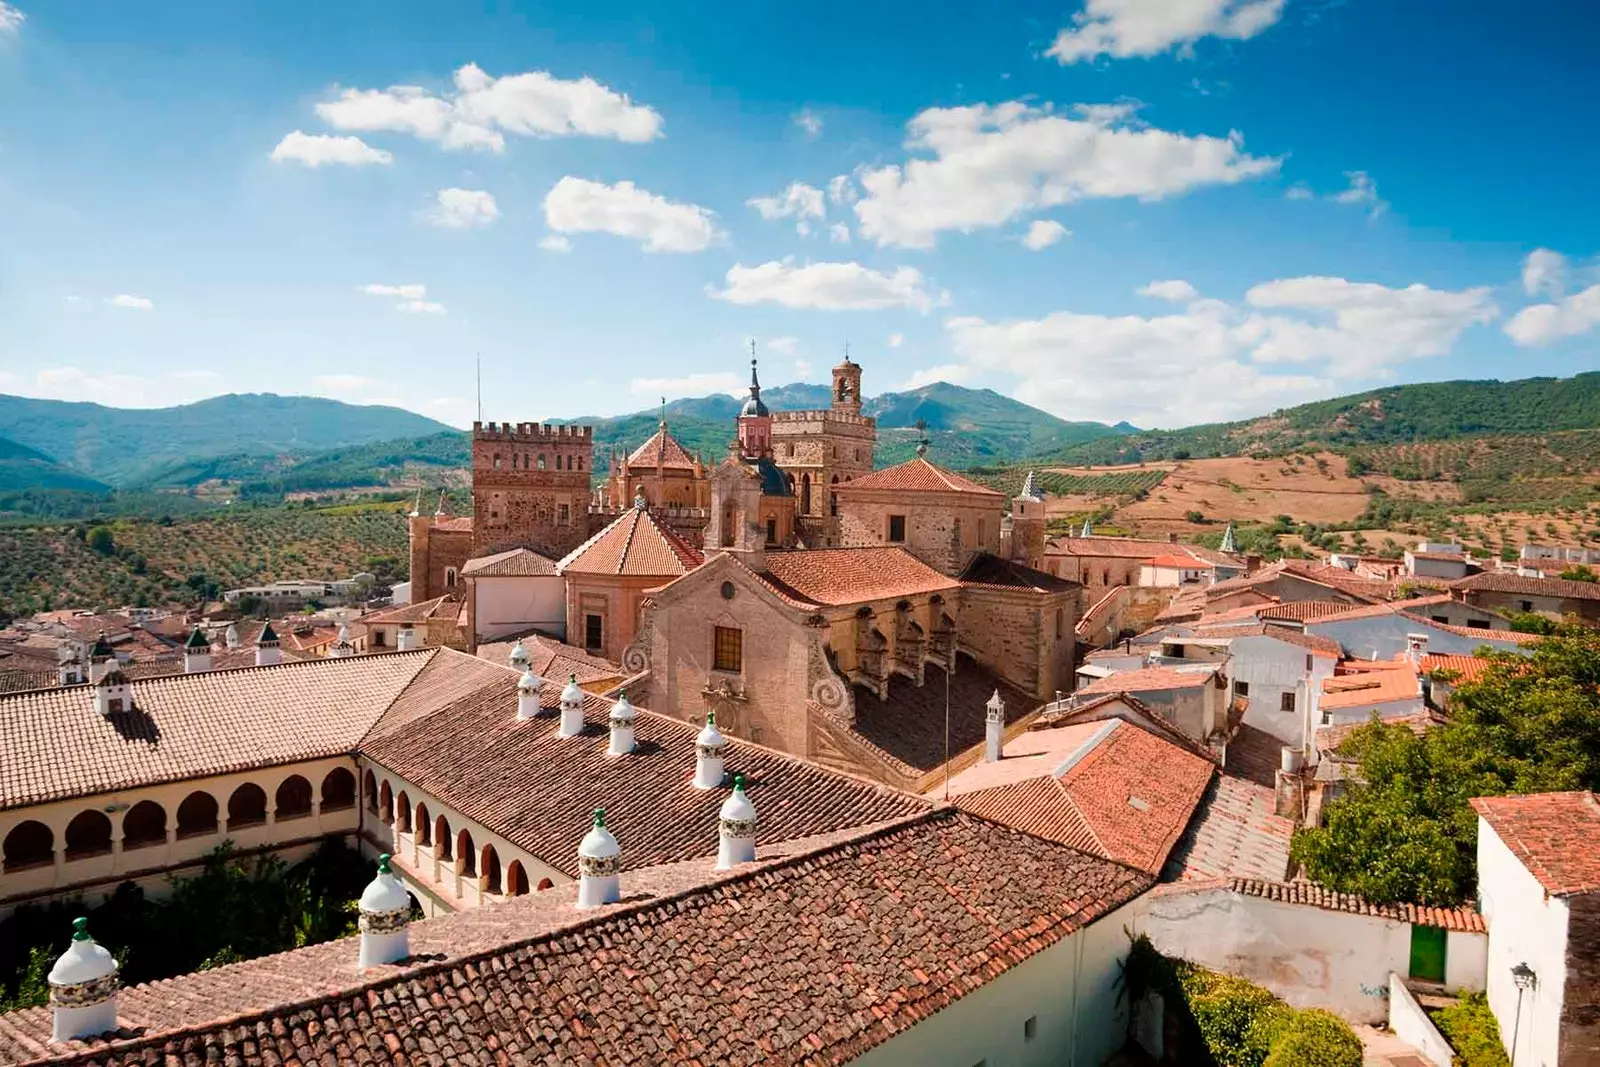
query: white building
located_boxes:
[459,547,565,643]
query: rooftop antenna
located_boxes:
[476,351,482,424]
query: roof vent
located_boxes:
[516,668,545,720]
[48,917,118,1044]
[507,638,531,671]
[255,622,281,667]
[358,854,412,968]
[577,809,622,909]
[558,674,585,738]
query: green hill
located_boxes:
[0,436,110,492]
[0,393,455,486]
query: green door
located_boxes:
[1409,925,1447,983]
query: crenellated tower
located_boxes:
[471,421,594,559]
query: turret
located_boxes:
[716,774,758,869]
[694,711,727,790]
[608,689,636,756]
[255,621,281,667]
[831,353,863,416]
[736,357,771,458]
[985,689,1005,762]
[48,918,118,1043]
[558,674,585,737]
[516,668,544,720]
[183,627,211,674]
[576,809,622,908]
[357,854,412,968]
[1010,470,1046,566]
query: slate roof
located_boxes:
[625,423,700,470]
[837,456,1003,498]
[1152,877,1486,933]
[1162,774,1293,883]
[459,547,561,578]
[558,505,703,577]
[758,547,959,608]
[1453,571,1600,602]
[1471,791,1600,896]
[0,809,1150,1067]
[959,553,1079,594]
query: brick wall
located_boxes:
[471,423,593,559]
[1562,892,1600,1065]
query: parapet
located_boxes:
[473,421,593,441]
[770,409,876,428]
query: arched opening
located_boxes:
[122,800,167,850]
[801,473,811,515]
[321,767,356,812]
[2,820,53,871]
[536,877,554,892]
[456,829,476,877]
[435,816,452,860]
[176,791,219,839]
[416,803,432,846]
[829,474,839,517]
[275,775,313,821]
[506,860,529,897]
[227,783,268,829]
[481,844,501,894]
[445,567,458,589]
[720,503,735,548]
[379,780,394,825]
[364,770,378,813]
[64,810,113,860]
[395,791,411,834]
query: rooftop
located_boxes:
[758,547,959,608]
[358,593,463,626]
[1471,791,1600,896]
[959,553,1079,594]
[459,546,561,578]
[1318,665,1421,711]
[1145,554,1213,569]
[1453,571,1600,602]
[625,423,700,471]
[1316,710,1446,756]
[1075,663,1220,696]
[475,633,622,687]
[1162,774,1293,883]
[1151,877,1485,933]
[558,505,704,577]
[836,456,1003,498]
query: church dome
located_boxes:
[740,393,770,418]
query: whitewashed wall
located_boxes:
[473,575,566,642]
[1476,817,1569,1067]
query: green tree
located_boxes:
[1560,563,1598,583]
[86,525,116,555]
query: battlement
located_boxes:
[473,421,593,441]
[770,409,876,428]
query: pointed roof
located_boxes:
[461,547,560,578]
[257,621,279,646]
[184,627,209,651]
[559,505,704,577]
[1220,522,1237,554]
[1017,470,1043,502]
[835,456,1003,498]
[625,424,699,470]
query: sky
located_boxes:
[2,0,1599,431]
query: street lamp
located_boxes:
[1510,962,1537,1065]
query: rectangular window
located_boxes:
[373,630,386,647]
[1432,615,1449,624]
[1469,619,1491,629]
[1305,654,1314,672]
[1521,600,1534,612]
[1280,691,1296,712]
[1024,1017,1037,1042]
[1233,680,1249,697]
[766,518,777,545]
[493,454,502,469]
[713,626,743,672]
[888,514,907,542]
[559,503,571,525]
[585,614,603,651]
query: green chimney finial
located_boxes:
[593,808,606,828]
[733,773,745,792]
[377,853,392,874]
[71,916,90,942]
[706,709,716,727]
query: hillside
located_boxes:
[0,393,455,486]
[0,436,109,493]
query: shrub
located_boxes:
[1185,510,1206,524]
[1263,1008,1363,1067]
[1433,993,1510,1067]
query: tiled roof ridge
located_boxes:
[1221,877,1486,932]
[1394,611,1539,643]
[17,808,955,1067]
[614,507,645,575]
[555,509,631,572]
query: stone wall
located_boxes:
[471,422,593,560]
[960,585,1076,700]
[1562,893,1600,1066]
[837,491,1003,576]
[564,574,661,664]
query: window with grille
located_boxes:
[713,626,743,672]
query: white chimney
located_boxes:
[396,625,419,652]
[694,711,727,789]
[224,623,240,650]
[984,689,1006,762]
[48,917,118,1043]
[507,638,531,672]
[608,689,636,756]
[328,621,355,659]
[357,854,412,968]
[1405,632,1428,666]
[716,774,757,869]
[92,669,132,717]
[576,809,621,908]
[183,628,211,674]
[516,669,544,720]
[255,622,281,667]
[558,674,585,738]
[57,644,83,686]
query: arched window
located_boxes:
[481,844,501,894]
[364,770,379,813]
[228,783,268,829]
[506,861,529,897]
[577,455,584,470]
[801,473,811,515]
[435,816,452,860]
[395,791,411,833]
[379,780,394,824]
[416,803,432,846]
[536,877,554,891]
[2,820,53,870]
[122,800,167,850]
[176,791,219,838]
[321,768,356,811]
[457,829,476,877]
[445,567,458,589]
[275,775,313,821]
[65,810,113,860]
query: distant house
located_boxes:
[1404,541,1474,581]
[1452,571,1600,624]
[1139,554,1218,588]
[1316,662,1424,730]
[1073,664,1228,742]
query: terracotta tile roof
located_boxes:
[625,422,700,470]
[558,505,703,577]
[1221,723,1285,789]
[758,547,959,608]
[844,654,1035,777]
[0,810,1150,1067]
[0,651,436,811]
[1258,600,1372,622]
[1471,791,1600,896]
[1076,663,1219,696]
[1454,571,1600,602]
[1146,554,1214,569]
[1396,613,1541,645]
[1319,666,1421,711]
[1308,595,1453,624]
[459,546,561,578]
[476,634,622,687]
[959,553,1078,593]
[1177,622,1341,658]
[358,594,462,626]
[1049,536,1226,563]
[1207,561,1390,603]
[1154,877,1485,932]
[1163,774,1293,883]
[838,456,1003,497]
[1420,652,1493,685]
[953,718,1214,875]
[359,669,927,876]
[1316,710,1446,755]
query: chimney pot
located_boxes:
[48,917,118,1043]
[558,674,585,737]
[694,712,727,789]
[607,690,636,756]
[984,690,1005,762]
[357,854,412,968]
[577,809,622,908]
[516,668,545,720]
[507,638,531,671]
[717,774,758,869]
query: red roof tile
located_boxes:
[1163,774,1293,882]
[460,547,561,578]
[1319,666,1421,710]
[1471,791,1600,896]
[959,553,1079,593]
[1316,710,1446,755]
[1420,652,1494,685]
[837,456,1003,497]
[1076,664,1220,696]
[758,547,959,607]
[1257,600,1362,622]
[476,634,622,687]
[1146,554,1213,569]
[1396,613,1541,645]
[625,423,700,470]
[1454,571,1600,602]
[358,593,463,626]
[1154,877,1485,932]
[558,505,703,577]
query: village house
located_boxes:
[1452,571,1600,625]
[1070,663,1228,742]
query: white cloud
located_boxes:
[1048,0,1286,63]
[425,187,499,228]
[168,369,221,382]
[850,101,1279,248]
[747,182,826,236]
[767,336,800,356]
[314,63,663,152]
[1522,248,1567,298]
[1022,219,1071,250]
[1071,101,1144,127]
[0,2,24,34]
[361,283,428,300]
[538,234,572,253]
[270,131,393,167]
[899,363,974,390]
[1332,170,1386,217]
[314,373,371,391]
[888,333,904,348]
[794,358,813,378]
[829,222,851,244]
[398,300,447,314]
[827,175,858,206]
[106,294,154,311]
[630,372,742,399]
[1285,182,1315,200]
[544,177,719,253]
[794,109,823,138]
[710,260,938,312]
[1139,279,1199,302]
[943,274,1498,426]
[1504,284,1600,347]
[35,367,150,401]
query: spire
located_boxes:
[716,773,758,869]
[914,418,929,459]
[984,690,1006,763]
[47,917,119,1043]
[608,689,636,756]
[184,626,208,651]
[1018,470,1043,502]
[558,673,585,737]
[357,853,412,968]
[183,627,211,674]
[577,808,622,909]
[408,489,422,518]
[255,621,281,667]
[1080,517,1094,538]
[694,711,727,790]
[1220,521,1238,554]
[434,489,449,517]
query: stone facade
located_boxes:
[470,421,593,560]
[837,489,1003,577]
[1563,893,1600,1065]
[406,512,473,605]
[960,584,1077,701]
[768,358,876,547]
[565,574,664,663]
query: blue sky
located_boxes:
[2,0,1598,430]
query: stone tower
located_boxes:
[832,356,863,415]
[470,420,594,560]
[770,351,876,546]
[1010,470,1047,568]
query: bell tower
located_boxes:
[831,355,862,416]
